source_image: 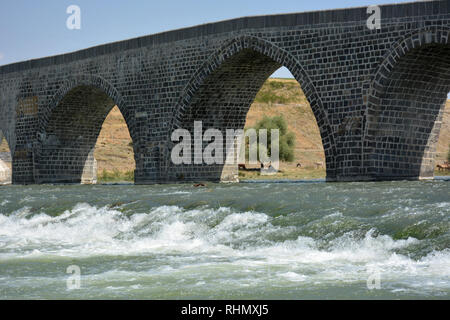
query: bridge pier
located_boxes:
[81,149,98,184]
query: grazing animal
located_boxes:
[296,163,302,168]
[437,162,450,171]
[315,161,324,169]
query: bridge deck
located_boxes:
[0,1,446,74]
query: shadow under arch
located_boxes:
[168,35,336,182]
[363,27,450,179]
[34,74,136,184]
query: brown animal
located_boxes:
[193,183,206,187]
[296,163,302,168]
[437,162,450,171]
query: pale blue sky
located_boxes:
[0,0,417,78]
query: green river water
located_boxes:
[0,179,449,299]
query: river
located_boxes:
[0,180,449,299]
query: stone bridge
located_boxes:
[0,0,449,184]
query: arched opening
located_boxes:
[366,40,450,179]
[94,106,136,183]
[0,130,12,184]
[169,44,331,182]
[35,85,135,184]
[240,68,326,180]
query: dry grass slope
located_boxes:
[0,138,8,153]
[93,107,135,173]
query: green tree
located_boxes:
[248,115,295,162]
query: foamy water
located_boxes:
[0,181,448,299]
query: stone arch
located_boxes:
[364,27,450,179]
[35,74,136,184]
[39,74,129,135]
[168,35,336,182]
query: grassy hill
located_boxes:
[241,79,326,179]
[0,78,449,181]
[93,108,135,176]
[250,79,325,165]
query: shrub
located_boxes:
[248,115,295,162]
